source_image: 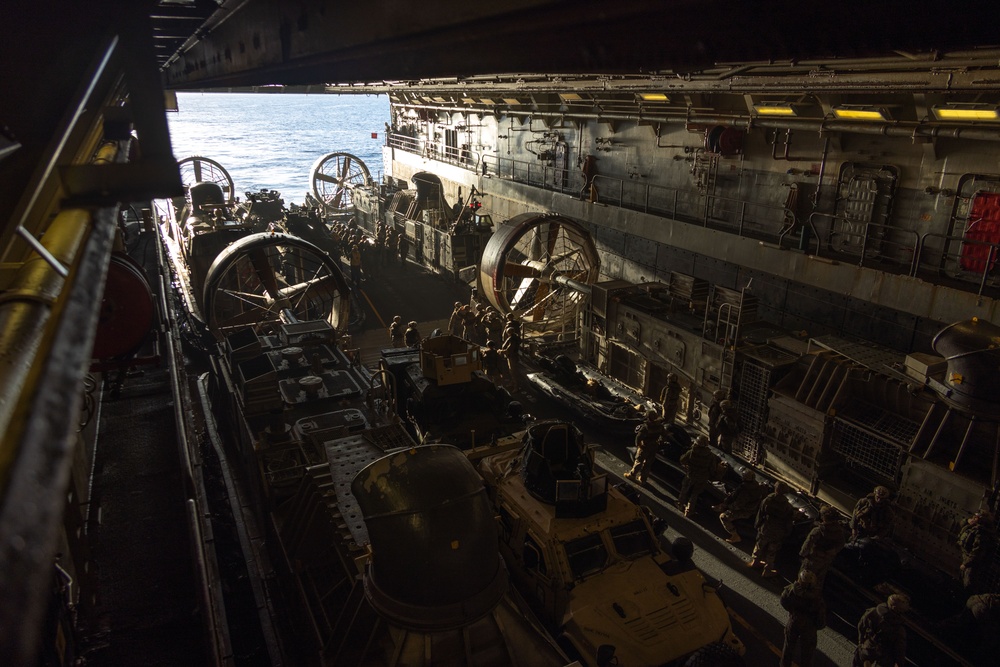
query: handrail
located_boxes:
[389,135,999,300]
[917,231,1000,298]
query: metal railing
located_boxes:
[388,132,1000,298]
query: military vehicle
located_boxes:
[478,420,745,666]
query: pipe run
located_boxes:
[394,102,1000,142]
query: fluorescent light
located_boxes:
[479,98,497,105]
[753,102,797,116]
[461,97,476,104]
[638,93,669,102]
[933,105,1000,121]
[832,106,888,121]
[558,93,583,101]
[502,97,524,105]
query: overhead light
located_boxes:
[502,97,525,105]
[753,102,798,116]
[461,97,476,104]
[479,98,497,105]
[832,105,888,121]
[558,93,584,102]
[638,93,669,102]
[431,97,448,103]
[933,104,1000,121]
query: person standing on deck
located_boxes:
[349,244,363,285]
[624,411,664,484]
[677,435,720,517]
[749,481,795,578]
[397,230,410,267]
[448,302,464,336]
[500,325,523,392]
[714,467,767,543]
[388,315,404,348]
[780,569,826,667]
[716,399,742,455]
[404,321,421,348]
[799,505,848,589]
[854,594,909,667]
[659,373,682,424]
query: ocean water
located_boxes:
[167,92,389,206]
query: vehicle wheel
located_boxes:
[683,642,745,667]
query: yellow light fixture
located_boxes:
[502,97,524,105]
[431,97,448,103]
[753,102,797,116]
[933,104,1000,121]
[461,97,476,104]
[558,93,584,101]
[832,105,888,121]
[638,93,669,102]
[479,98,497,105]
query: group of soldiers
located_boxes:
[621,372,1000,666]
[388,301,525,391]
[331,221,411,284]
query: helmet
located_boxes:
[486,340,497,348]
[695,435,709,447]
[506,313,516,321]
[887,594,910,612]
[392,315,401,322]
[820,506,840,522]
[454,301,462,308]
[666,372,677,383]
[408,321,417,327]
[645,410,658,420]
[797,570,817,586]
[874,485,891,500]
[713,390,727,400]
[720,400,733,410]
[741,468,756,481]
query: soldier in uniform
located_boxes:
[624,411,664,484]
[748,481,795,578]
[958,509,998,594]
[448,302,464,336]
[403,320,421,347]
[851,485,895,542]
[500,325,523,392]
[714,467,767,543]
[799,505,848,589]
[716,399,742,455]
[677,435,721,517]
[659,373,682,424]
[707,389,726,448]
[388,315,404,347]
[780,569,826,667]
[349,244,363,285]
[397,230,410,266]
[481,340,500,383]
[854,594,909,667]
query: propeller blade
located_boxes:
[249,248,283,301]
[503,262,541,279]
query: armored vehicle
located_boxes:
[478,420,745,666]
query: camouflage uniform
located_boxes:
[959,511,998,594]
[800,507,848,588]
[851,487,895,542]
[780,571,825,667]
[854,597,908,667]
[659,374,682,424]
[750,484,794,576]
[715,401,741,455]
[716,471,767,543]
[388,316,404,347]
[678,436,720,515]
[625,415,664,484]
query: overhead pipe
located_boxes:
[395,102,1000,142]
